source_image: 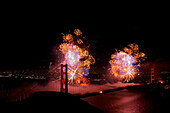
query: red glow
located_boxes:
[80,83,89,86]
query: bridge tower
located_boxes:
[151,65,155,83]
[61,64,68,93]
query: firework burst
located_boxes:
[109,43,145,82]
[50,29,95,85]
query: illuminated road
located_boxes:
[82,85,170,113]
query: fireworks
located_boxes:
[109,43,145,82]
[53,29,95,85]
[50,28,146,84]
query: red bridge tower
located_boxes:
[61,64,68,93]
[151,65,155,83]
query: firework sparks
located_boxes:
[109,43,145,82]
[52,29,95,85]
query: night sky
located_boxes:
[1,10,170,70]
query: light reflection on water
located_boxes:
[82,88,169,113]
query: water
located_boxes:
[82,86,170,113]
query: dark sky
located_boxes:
[0,10,170,69]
